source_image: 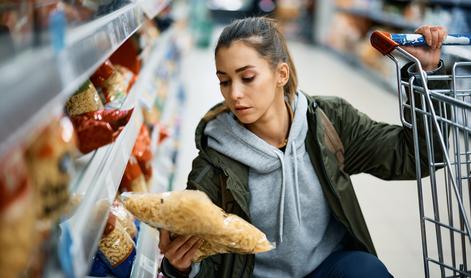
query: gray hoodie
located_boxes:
[204,93,346,278]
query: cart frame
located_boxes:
[371,32,471,278]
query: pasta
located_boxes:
[122,190,274,262]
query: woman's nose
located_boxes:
[230,83,243,100]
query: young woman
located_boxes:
[158,17,448,278]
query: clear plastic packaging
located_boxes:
[121,190,274,262]
[110,200,138,240]
[0,149,37,278]
[98,213,136,278]
[25,117,77,227]
[66,80,104,116]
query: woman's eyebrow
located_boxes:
[216,65,255,75]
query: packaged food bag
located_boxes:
[131,124,152,182]
[91,60,132,108]
[0,150,37,278]
[70,108,133,154]
[121,190,274,262]
[98,213,136,278]
[119,155,148,193]
[66,80,104,116]
[25,117,77,226]
[111,200,138,240]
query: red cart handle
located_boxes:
[370,31,399,55]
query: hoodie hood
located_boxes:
[204,92,309,244]
[203,93,308,173]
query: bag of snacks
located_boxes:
[66,80,104,116]
[132,125,152,182]
[119,155,148,193]
[121,190,274,262]
[98,213,136,278]
[71,108,133,154]
[0,149,37,278]
[91,60,130,108]
[109,38,141,75]
[25,117,77,227]
[110,200,138,240]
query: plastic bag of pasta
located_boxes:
[66,80,104,116]
[97,213,136,278]
[121,190,274,262]
[0,149,37,278]
[110,200,138,240]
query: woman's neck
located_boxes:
[245,94,292,149]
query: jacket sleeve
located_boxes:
[332,62,449,180]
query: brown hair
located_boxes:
[205,17,298,122]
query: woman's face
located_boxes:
[215,41,284,124]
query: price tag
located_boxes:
[140,254,157,275]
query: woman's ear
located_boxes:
[276,63,289,88]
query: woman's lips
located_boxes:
[235,106,252,114]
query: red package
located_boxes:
[90,60,130,105]
[71,109,133,154]
[119,156,147,193]
[132,125,152,181]
[109,39,141,75]
[90,60,115,88]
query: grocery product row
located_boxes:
[0,1,191,276]
[315,0,471,90]
[0,0,170,160]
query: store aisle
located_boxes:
[175,39,423,278]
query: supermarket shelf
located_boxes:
[428,0,471,7]
[138,27,175,109]
[130,224,159,278]
[61,29,174,276]
[65,103,143,277]
[323,45,397,93]
[336,7,420,30]
[0,3,146,157]
[137,0,172,19]
[445,46,471,61]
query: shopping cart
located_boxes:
[370,32,471,278]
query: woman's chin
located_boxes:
[234,113,257,125]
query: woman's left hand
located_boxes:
[403,25,447,71]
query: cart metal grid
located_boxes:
[371,31,471,278]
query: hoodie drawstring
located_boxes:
[275,152,286,244]
[275,142,302,244]
[292,141,302,224]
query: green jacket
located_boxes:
[164,64,447,278]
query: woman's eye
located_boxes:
[219,80,229,86]
[242,76,255,82]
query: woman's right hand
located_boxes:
[159,229,203,273]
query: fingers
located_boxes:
[159,229,171,253]
[160,235,202,273]
[431,27,439,49]
[416,25,432,47]
[438,27,448,48]
[415,25,448,49]
[180,239,204,264]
